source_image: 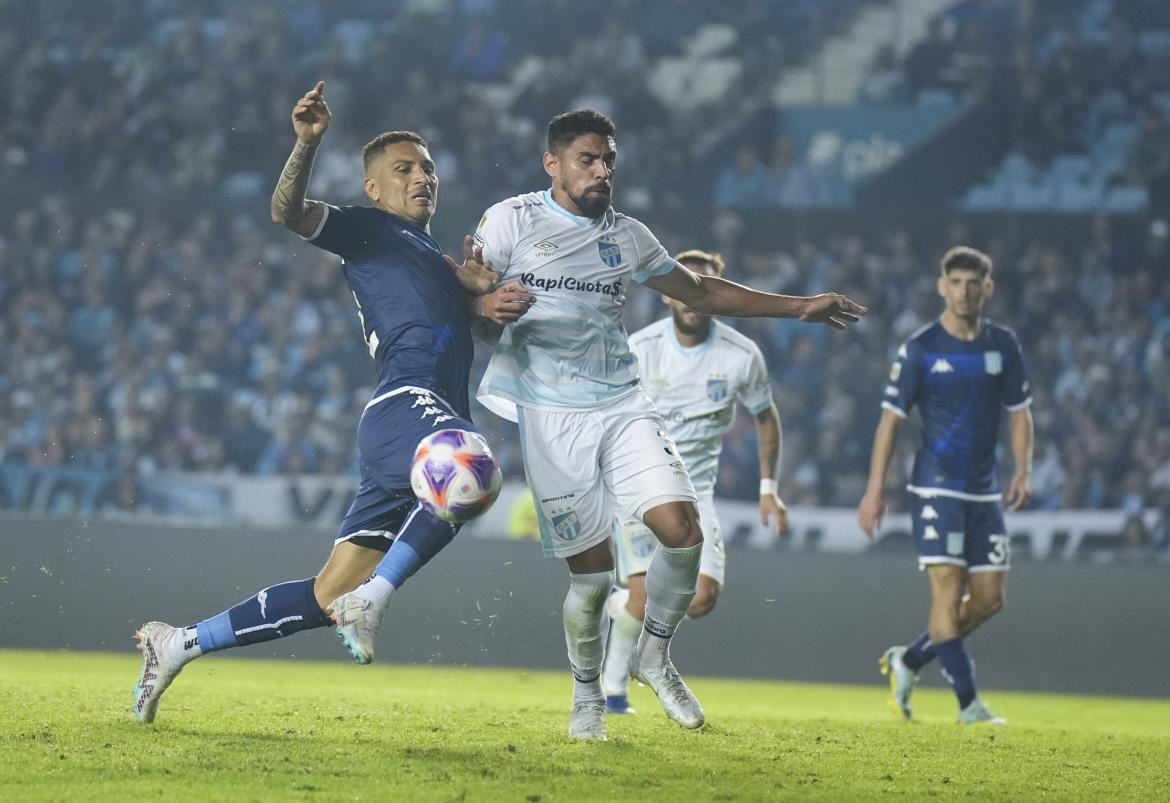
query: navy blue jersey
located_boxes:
[306,204,473,417]
[883,319,1031,498]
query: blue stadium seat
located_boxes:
[1102,185,1149,214]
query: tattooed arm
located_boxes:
[271,81,330,237]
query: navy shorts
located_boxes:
[911,494,1010,572]
[336,387,477,551]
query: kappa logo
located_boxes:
[921,505,939,521]
[923,525,940,541]
[930,358,955,374]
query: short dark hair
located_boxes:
[362,131,428,172]
[546,109,616,153]
[675,249,726,276]
[940,246,992,278]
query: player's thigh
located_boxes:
[924,562,967,606]
[696,493,726,586]
[599,390,696,524]
[357,390,477,492]
[336,461,417,552]
[613,517,656,585]
[517,406,612,559]
[911,494,969,572]
[964,500,1012,574]
[966,567,1007,615]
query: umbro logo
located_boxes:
[534,239,558,254]
[930,358,955,374]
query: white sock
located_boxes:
[639,543,701,660]
[178,626,202,665]
[563,570,614,704]
[354,575,396,611]
[602,587,642,696]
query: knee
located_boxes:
[651,508,703,549]
[974,589,1005,620]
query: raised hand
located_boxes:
[446,235,501,295]
[800,293,868,330]
[292,81,331,145]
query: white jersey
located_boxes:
[630,317,773,493]
[473,190,677,421]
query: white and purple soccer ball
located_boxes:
[410,428,503,523]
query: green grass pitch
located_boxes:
[1,651,1167,801]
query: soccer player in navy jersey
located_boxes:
[131,81,534,723]
[857,246,1034,725]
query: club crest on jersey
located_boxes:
[598,239,622,268]
[706,377,729,402]
[551,509,581,541]
[984,351,1003,375]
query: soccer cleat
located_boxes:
[330,592,383,665]
[631,647,704,729]
[879,646,919,721]
[605,694,636,715]
[958,698,1007,726]
[567,701,608,741]
[132,622,185,724]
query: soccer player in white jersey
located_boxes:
[601,249,789,715]
[342,109,866,741]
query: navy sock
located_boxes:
[195,578,332,653]
[373,505,459,588]
[902,632,936,671]
[934,637,977,709]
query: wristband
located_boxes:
[759,479,778,496]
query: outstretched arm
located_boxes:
[857,409,903,539]
[643,265,867,330]
[271,81,330,238]
[755,404,789,536]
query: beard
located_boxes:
[566,182,611,218]
[672,306,711,337]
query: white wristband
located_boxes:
[759,479,778,496]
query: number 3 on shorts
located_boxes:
[988,534,1010,565]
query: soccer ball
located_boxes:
[410,429,503,523]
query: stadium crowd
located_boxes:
[2,0,1168,555]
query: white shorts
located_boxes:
[517,389,697,559]
[614,491,724,586]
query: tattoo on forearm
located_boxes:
[272,141,317,220]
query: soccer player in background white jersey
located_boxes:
[601,249,789,715]
[343,109,867,741]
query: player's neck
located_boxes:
[548,186,601,220]
[673,320,711,348]
[939,311,981,341]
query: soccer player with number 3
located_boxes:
[858,246,1034,726]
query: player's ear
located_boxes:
[984,277,995,298]
[363,175,378,204]
[542,151,557,179]
[936,275,947,298]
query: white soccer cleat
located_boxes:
[631,646,704,729]
[879,646,919,721]
[958,697,1007,726]
[330,592,383,665]
[567,701,608,741]
[132,621,185,724]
